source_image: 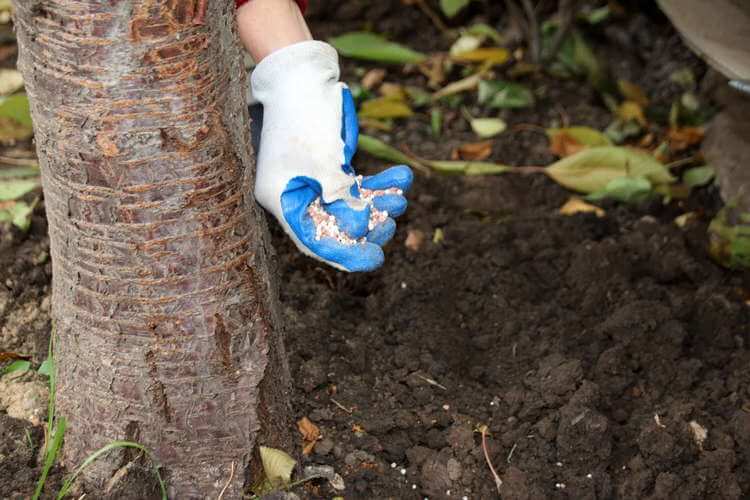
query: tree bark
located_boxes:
[13,1,292,497]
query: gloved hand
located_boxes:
[251,41,413,271]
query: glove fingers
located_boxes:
[325,197,371,239]
[371,194,408,218]
[315,239,385,272]
[361,165,414,192]
[366,217,396,246]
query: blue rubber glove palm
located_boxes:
[251,41,413,271]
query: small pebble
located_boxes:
[555,462,563,467]
[412,484,417,490]
[442,404,450,410]
[401,281,407,289]
[400,468,407,475]
[587,473,593,479]
[391,462,397,468]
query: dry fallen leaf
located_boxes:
[549,132,586,157]
[298,416,321,456]
[361,68,386,90]
[452,140,493,161]
[559,197,605,217]
[404,229,425,251]
[667,126,704,152]
[432,73,482,100]
[0,351,32,362]
[418,53,449,88]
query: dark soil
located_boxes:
[2,2,750,499]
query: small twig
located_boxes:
[0,155,38,167]
[513,165,547,175]
[503,0,526,44]
[330,398,353,414]
[481,425,503,493]
[217,461,235,500]
[545,0,576,61]
[416,373,448,391]
[665,156,697,170]
[510,123,547,134]
[556,104,570,128]
[507,442,518,463]
[520,0,540,63]
[414,0,452,37]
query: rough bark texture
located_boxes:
[13,1,292,497]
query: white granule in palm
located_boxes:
[307,198,361,245]
[306,179,402,244]
[358,175,402,231]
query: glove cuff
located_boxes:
[251,41,340,102]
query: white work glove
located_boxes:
[251,41,413,272]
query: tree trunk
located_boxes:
[13,1,292,497]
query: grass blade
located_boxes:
[56,441,167,500]
[32,417,66,500]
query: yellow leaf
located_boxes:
[617,100,647,126]
[379,82,407,100]
[559,197,605,217]
[359,97,413,119]
[452,47,511,66]
[259,446,296,486]
[617,80,649,107]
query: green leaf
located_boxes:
[571,32,605,88]
[471,117,507,138]
[587,176,653,203]
[0,201,34,231]
[708,206,750,269]
[357,134,425,170]
[582,5,610,24]
[3,359,30,375]
[440,0,472,17]
[0,164,39,178]
[38,358,53,377]
[478,80,534,108]
[259,446,296,486]
[329,32,426,64]
[405,86,432,108]
[546,126,612,147]
[604,118,643,144]
[683,165,715,188]
[428,160,511,176]
[545,146,675,193]
[431,108,442,137]
[359,97,413,119]
[0,94,33,128]
[0,178,38,200]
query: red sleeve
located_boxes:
[236,0,308,14]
